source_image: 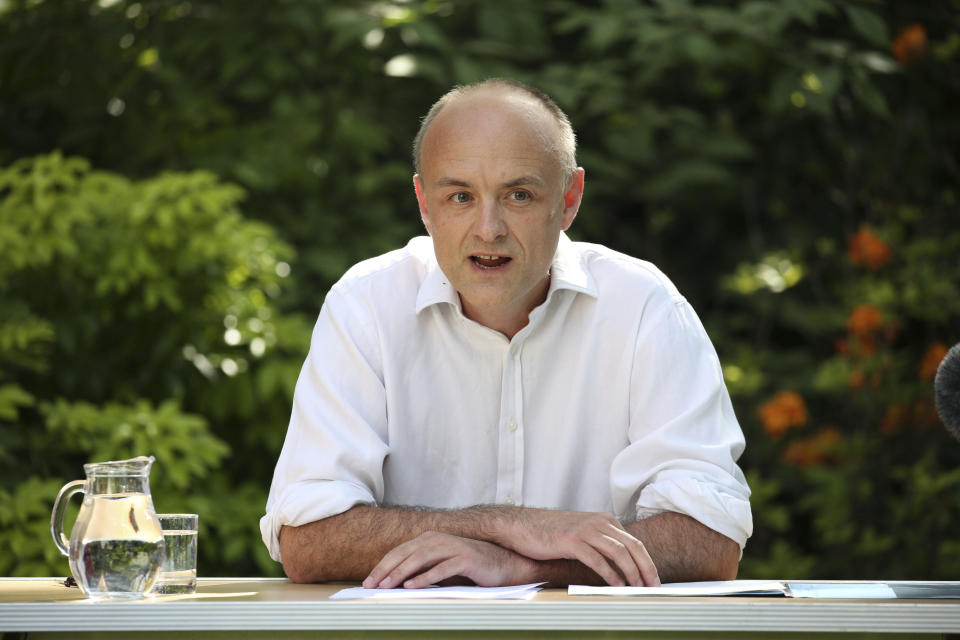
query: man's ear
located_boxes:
[560,167,585,231]
[413,174,431,234]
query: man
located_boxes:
[260,79,752,588]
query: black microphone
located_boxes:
[936,342,960,440]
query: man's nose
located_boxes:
[474,200,507,242]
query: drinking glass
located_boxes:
[152,513,198,595]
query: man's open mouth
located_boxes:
[470,254,512,269]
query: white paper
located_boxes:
[569,580,787,597]
[785,583,897,599]
[330,582,546,600]
[569,580,901,599]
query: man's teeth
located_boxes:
[472,255,510,268]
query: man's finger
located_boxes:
[591,522,662,587]
[572,544,625,587]
[600,526,659,587]
[376,545,442,588]
[619,534,659,586]
[363,542,417,588]
[592,534,641,586]
[402,557,463,589]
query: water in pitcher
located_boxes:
[71,493,164,597]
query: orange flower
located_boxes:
[849,368,865,389]
[919,342,949,381]
[846,304,884,337]
[757,391,809,439]
[848,227,891,269]
[854,335,877,357]
[892,23,928,66]
[880,404,908,435]
[884,320,902,343]
[881,400,941,435]
[782,428,842,467]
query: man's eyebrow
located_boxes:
[502,175,546,188]
[434,177,471,188]
[433,175,546,189]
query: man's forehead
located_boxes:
[420,91,560,176]
[426,89,556,143]
[442,85,543,112]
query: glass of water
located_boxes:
[152,513,198,595]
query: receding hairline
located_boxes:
[412,79,577,181]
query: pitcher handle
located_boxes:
[50,480,85,557]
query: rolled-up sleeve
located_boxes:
[610,294,753,549]
[260,287,389,562]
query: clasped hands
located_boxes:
[361,509,660,589]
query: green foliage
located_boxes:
[0,152,303,576]
[41,399,228,491]
[0,0,958,580]
[0,477,65,576]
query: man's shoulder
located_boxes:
[332,236,435,296]
[571,240,685,305]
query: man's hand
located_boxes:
[362,531,538,589]
[492,509,660,587]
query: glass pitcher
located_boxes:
[50,456,165,599]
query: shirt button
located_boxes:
[504,497,515,506]
[507,421,518,432]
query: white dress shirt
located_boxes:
[260,234,752,561]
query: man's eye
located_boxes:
[509,190,532,202]
[450,192,471,204]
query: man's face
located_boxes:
[414,90,584,332]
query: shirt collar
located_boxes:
[414,232,598,314]
[415,251,460,313]
[548,232,598,300]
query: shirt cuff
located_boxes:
[634,471,753,550]
[259,479,376,562]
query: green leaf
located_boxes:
[0,384,33,421]
[850,70,891,117]
[844,6,890,46]
[855,51,899,74]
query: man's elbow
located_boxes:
[279,525,315,584]
[683,535,740,582]
[716,557,739,581]
[282,559,311,584]
[711,539,741,581]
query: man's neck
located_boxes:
[460,275,551,341]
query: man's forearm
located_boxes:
[279,505,503,583]
[625,511,740,582]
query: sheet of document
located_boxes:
[330,582,545,600]
[785,583,897,598]
[570,581,907,599]
[569,580,787,597]
[887,582,960,599]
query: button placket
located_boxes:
[511,343,525,505]
[495,340,525,506]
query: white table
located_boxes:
[3,577,960,639]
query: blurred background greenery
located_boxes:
[1,0,958,580]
